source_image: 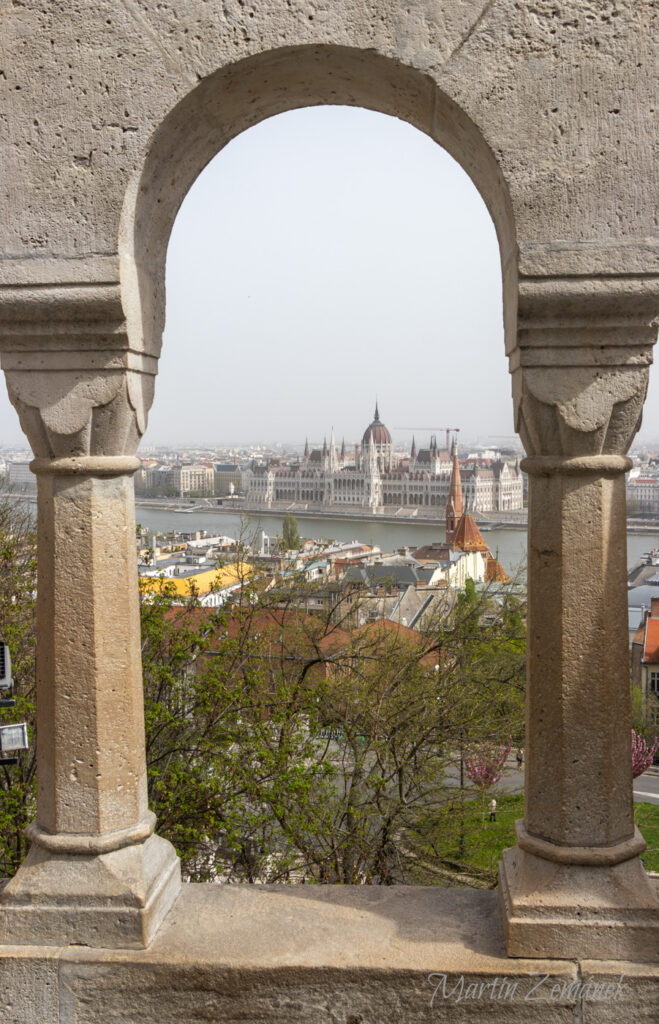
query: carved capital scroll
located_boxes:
[510,273,659,458]
[3,361,156,459]
[0,263,156,458]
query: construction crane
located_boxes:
[395,427,460,450]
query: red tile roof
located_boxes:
[486,556,509,583]
[644,618,659,663]
[451,513,489,553]
[413,543,451,562]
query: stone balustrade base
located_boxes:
[0,834,180,949]
[0,885,657,1023]
[499,846,659,962]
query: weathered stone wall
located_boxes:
[1,1,657,257]
[0,0,657,971]
[3,886,659,1024]
[1,1,657,373]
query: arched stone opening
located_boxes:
[110,48,656,962]
[0,28,656,968]
[118,45,518,367]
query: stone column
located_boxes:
[0,267,180,947]
[500,270,659,960]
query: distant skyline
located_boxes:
[1,105,658,449]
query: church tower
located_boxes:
[446,435,464,543]
[329,428,338,472]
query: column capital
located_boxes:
[510,271,659,459]
[0,272,156,459]
[1,355,156,460]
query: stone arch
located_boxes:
[1,12,657,970]
[118,44,517,367]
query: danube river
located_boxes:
[133,505,659,576]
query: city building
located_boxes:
[627,475,659,515]
[461,458,523,512]
[213,462,242,496]
[135,457,244,498]
[6,460,35,491]
[415,445,509,584]
[631,596,659,727]
[628,548,659,589]
[172,462,215,496]
[243,405,523,515]
[628,575,659,644]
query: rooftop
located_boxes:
[139,563,251,596]
[644,617,659,663]
[452,513,490,553]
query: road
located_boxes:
[449,761,659,805]
[504,767,659,805]
[634,770,659,805]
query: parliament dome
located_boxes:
[362,403,392,446]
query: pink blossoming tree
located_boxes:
[631,729,659,779]
[464,740,512,821]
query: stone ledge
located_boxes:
[0,885,657,1023]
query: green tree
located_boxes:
[0,505,526,889]
[281,513,301,552]
[0,499,37,876]
[631,682,659,746]
[140,565,526,885]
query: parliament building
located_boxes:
[243,405,523,517]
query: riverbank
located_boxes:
[135,498,528,530]
[4,493,659,574]
[133,497,659,535]
[7,490,659,534]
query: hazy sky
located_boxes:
[2,105,658,451]
[159,105,511,450]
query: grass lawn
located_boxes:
[408,793,659,886]
[635,801,659,873]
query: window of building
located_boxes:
[650,670,659,693]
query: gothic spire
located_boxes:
[374,399,380,422]
[304,437,309,458]
[411,435,417,459]
[329,428,337,470]
[446,436,464,546]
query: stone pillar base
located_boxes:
[499,832,659,962]
[0,833,180,949]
